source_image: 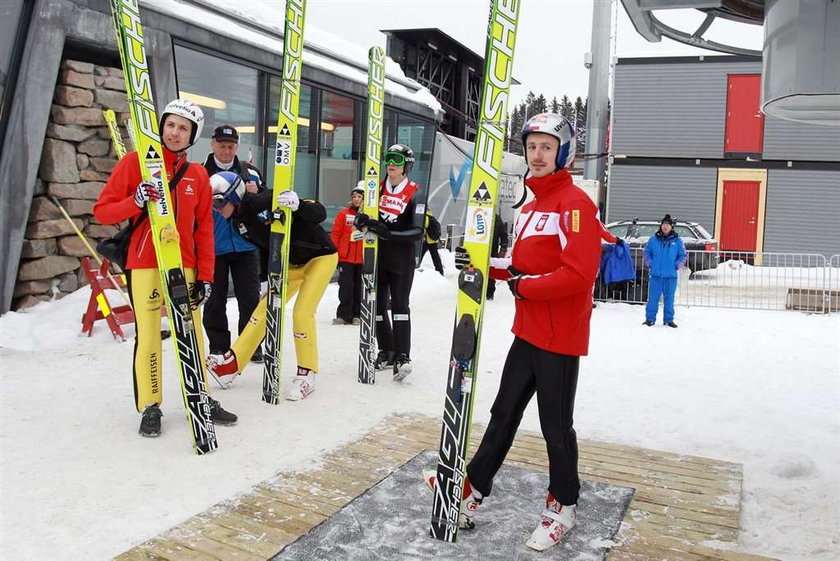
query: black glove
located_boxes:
[354,212,370,229]
[507,276,524,299]
[189,280,212,309]
[454,246,471,270]
[366,219,389,238]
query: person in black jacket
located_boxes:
[203,125,266,363]
[486,212,509,300]
[354,143,424,381]
[205,190,338,401]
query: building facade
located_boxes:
[607,55,840,257]
[0,0,440,312]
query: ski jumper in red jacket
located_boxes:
[94,147,215,413]
[465,115,602,550]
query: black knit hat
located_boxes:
[661,214,675,226]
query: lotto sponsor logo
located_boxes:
[465,208,490,244]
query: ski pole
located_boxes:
[50,196,133,309]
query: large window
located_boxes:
[265,78,315,198]
[319,91,359,220]
[174,44,259,170]
[172,43,437,228]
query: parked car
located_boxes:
[605,219,719,275]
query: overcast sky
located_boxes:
[304,0,765,106]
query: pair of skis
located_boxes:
[108,0,216,454]
[429,0,521,543]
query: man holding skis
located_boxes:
[94,99,237,438]
[430,113,602,551]
[354,143,424,381]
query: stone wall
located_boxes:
[14,59,129,310]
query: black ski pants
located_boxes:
[375,266,415,357]
[335,262,363,323]
[203,250,260,354]
[420,242,444,275]
[467,337,581,505]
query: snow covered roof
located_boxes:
[139,0,442,117]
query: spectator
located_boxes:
[202,125,265,363]
[486,212,509,300]
[643,214,686,327]
[330,181,365,325]
[420,208,444,276]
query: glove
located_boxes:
[454,246,471,270]
[276,190,300,211]
[189,280,212,309]
[365,219,389,238]
[354,212,371,229]
[134,181,159,208]
[507,276,524,299]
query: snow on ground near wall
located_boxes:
[1,251,838,560]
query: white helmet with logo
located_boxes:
[520,112,576,170]
[159,99,204,148]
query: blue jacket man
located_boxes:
[643,214,686,327]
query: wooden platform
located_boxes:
[115,414,777,561]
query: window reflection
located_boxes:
[174,45,259,172]
[266,77,315,198]
[319,91,358,222]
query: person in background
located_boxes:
[643,214,686,328]
[205,191,338,401]
[354,143,424,381]
[202,125,265,363]
[485,212,509,300]
[420,208,444,276]
[330,182,365,325]
[93,99,237,437]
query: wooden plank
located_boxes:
[202,511,297,549]
[250,485,342,518]
[131,537,220,561]
[630,499,741,531]
[164,521,266,561]
[113,550,170,561]
[168,516,284,559]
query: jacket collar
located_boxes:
[523,168,573,200]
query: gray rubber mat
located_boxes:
[272,449,635,560]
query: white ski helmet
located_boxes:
[520,112,576,170]
[159,98,204,148]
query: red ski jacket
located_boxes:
[93,149,215,282]
[330,206,363,264]
[490,170,602,356]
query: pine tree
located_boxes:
[560,95,573,120]
[550,96,559,113]
[533,94,547,115]
[508,103,525,155]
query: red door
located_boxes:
[720,180,760,252]
[724,75,764,156]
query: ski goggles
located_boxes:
[383,152,407,166]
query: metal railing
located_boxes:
[596,249,840,313]
[441,226,839,313]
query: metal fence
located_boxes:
[596,249,840,313]
[442,224,840,313]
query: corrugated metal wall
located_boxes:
[612,59,761,158]
[764,170,840,256]
[763,117,840,162]
[607,165,718,230]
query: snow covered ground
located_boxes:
[1,251,838,560]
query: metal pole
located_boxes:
[584,0,613,184]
